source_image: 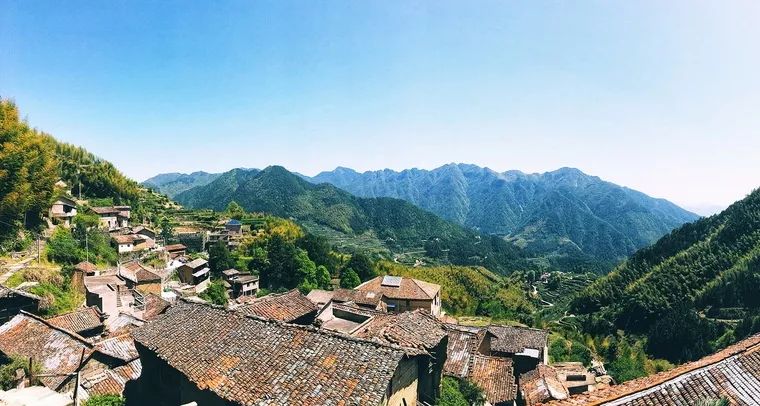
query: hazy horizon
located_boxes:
[3,1,759,209]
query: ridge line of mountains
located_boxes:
[143,164,700,270]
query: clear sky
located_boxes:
[2,1,759,212]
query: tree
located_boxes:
[226,200,246,219]
[315,265,331,289]
[340,268,361,289]
[296,233,338,271]
[159,216,174,242]
[208,241,235,276]
[83,395,125,406]
[200,280,228,306]
[647,304,716,363]
[46,228,83,264]
[345,252,375,281]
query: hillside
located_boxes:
[142,171,221,198]
[571,187,760,362]
[308,164,699,265]
[175,166,533,274]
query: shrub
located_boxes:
[83,395,125,406]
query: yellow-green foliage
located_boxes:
[376,261,535,321]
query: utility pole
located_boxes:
[36,234,40,265]
[85,233,89,263]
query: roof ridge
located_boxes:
[19,310,94,348]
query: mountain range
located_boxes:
[147,164,698,266]
[173,166,532,274]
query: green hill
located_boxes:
[175,166,534,274]
[571,187,760,362]
[142,171,221,198]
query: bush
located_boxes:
[439,377,485,406]
[83,395,125,406]
[340,268,361,289]
[200,280,228,306]
[46,228,83,264]
[0,356,39,390]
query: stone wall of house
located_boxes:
[387,357,419,406]
[384,298,434,315]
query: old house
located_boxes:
[333,288,387,311]
[352,309,449,404]
[224,219,242,234]
[84,274,130,319]
[233,289,317,324]
[46,306,106,339]
[443,324,546,406]
[164,244,187,259]
[0,312,92,394]
[0,285,41,323]
[49,195,77,227]
[72,261,98,293]
[132,226,156,241]
[521,365,571,406]
[539,333,760,406]
[229,274,259,298]
[126,300,427,406]
[90,207,122,229]
[112,234,154,254]
[486,325,549,377]
[177,258,210,288]
[118,261,162,295]
[356,275,442,316]
[79,334,142,402]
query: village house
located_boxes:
[442,323,548,406]
[351,309,449,403]
[84,274,130,319]
[222,269,259,298]
[132,226,156,241]
[224,219,242,234]
[176,258,210,288]
[537,333,760,406]
[112,233,155,254]
[72,261,99,293]
[118,261,163,295]
[125,300,430,406]
[233,289,317,324]
[356,275,442,316]
[46,306,106,339]
[521,365,571,406]
[0,285,41,323]
[163,244,187,259]
[78,333,142,402]
[49,195,77,227]
[90,206,129,229]
[0,312,93,394]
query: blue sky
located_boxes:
[2,1,759,212]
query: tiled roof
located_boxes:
[119,261,161,283]
[488,325,549,355]
[112,234,141,244]
[104,312,144,336]
[305,289,334,306]
[333,288,383,307]
[141,293,170,321]
[542,334,760,406]
[356,276,440,300]
[443,324,487,378]
[47,306,104,334]
[352,310,447,355]
[75,261,98,273]
[0,285,41,301]
[164,244,186,251]
[469,355,518,404]
[235,289,317,323]
[94,334,139,362]
[132,300,407,405]
[332,302,385,318]
[183,258,208,269]
[80,358,142,398]
[91,206,120,215]
[522,365,570,406]
[0,312,92,390]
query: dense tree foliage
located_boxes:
[339,268,361,289]
[208,241,235,276]
[200,280,229,306]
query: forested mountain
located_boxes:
[308,164,698,265]
[571,187,760,363]
[0,98,151,251]
[142,171,221,198]
[175,166,533,274]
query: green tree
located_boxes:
[225,200,246,219]
[46,228,83,264]
[83,395,125,406]
[208,241,235,276]
[340,268,361,289]
[200,280,228,306]
[315,265,331,289]
[158,216,174,242]
[345,252,375,281]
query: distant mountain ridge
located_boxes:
[142,171,221,197]
[174,166,533,275]
[306,164,699,262]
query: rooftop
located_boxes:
[469,355,518,405]
[182,258,208,269]
[443,324,487,378]
[352,309,447,355]
[119,261,161,284]
[90,206,120,215]
[356,276,440,301]
[541,333,760,406]
[132,300,407,405]
[305,289,334,306]
[488,325,549,355]
[164,243,186,251]
[74,261,98,273]
[332,288,383,307]
[46,306,104,335]
[521,365,570,406]
[234,289,317,323]
[0,312,92,390]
